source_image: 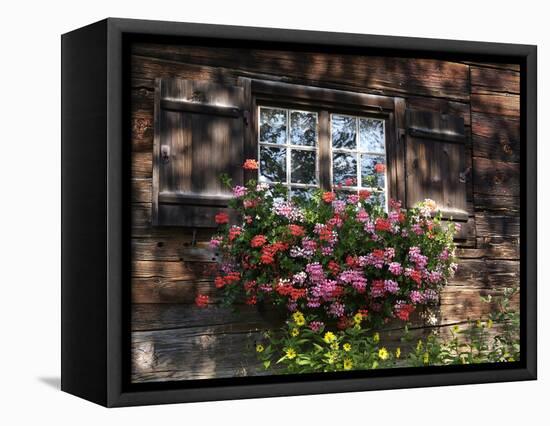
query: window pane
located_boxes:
[361,154,386,188]
[260,146,287,183]
[290,111,317,146]
[260,108,287,145]
[359,118,385,153]
[291,150,316,184]
[333,153,357,186]
[331,115,356,149]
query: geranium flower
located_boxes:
[250,234,267,248]
[195,294,209,308]
[215,212,229,224]
[243,159,259,170]
[322,192,336,203]
[374,163,386,173]
[288,224,305,237]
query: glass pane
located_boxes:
[259,108,287,145]
[290,111,317,146]
[361,154,386,188]
[333,153,357,186]
[291,150,316,184]
[331,115,356,149]
[359,118,385,153]
[260,146,287,183]
[291,187,315,202]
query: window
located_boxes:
[331,114,387,206]
[257,106,387,205]
[258,107,319,198]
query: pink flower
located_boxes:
[232,185,247,197]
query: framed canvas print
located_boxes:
[61,18,537,407]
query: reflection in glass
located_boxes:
[291,150,316,184]
[333,153,357,185]
[359,118,385,153]
[260,146,286,183]
[331,115,356,149]
[290,111,317,146]
[361,154,386,188]
[260,108,287,145]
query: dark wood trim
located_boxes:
[158,191,232,206]
[151,78,161,226]
[238,77,258,183]
[318,110,331,191]
[393,97,407,204]
[160,99,242,118]
[407,128,466,144]
[251,79,395,111]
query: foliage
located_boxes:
[255,287,520,374]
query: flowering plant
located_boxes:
[210,160,458,330]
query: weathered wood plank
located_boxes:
[131,306,516,382]
[470,66,520,94]
[132,152,152,179]
[473,195,520,214]
[132,260,218,281]
[462,61,520,72]
[132,237,218,262]
[131,54,237,88]
[132,110,154,152]
[475,213,520,238]
[407,96,471,126]
[473,157,520,197]
[131,179,152,203]
[450,259,519,289]
[472,112,520,163]
[471,93,520,117]
[132,278,215,304]
[458,236,519,260]
[132,44,471,101]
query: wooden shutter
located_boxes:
[404,109,474,243]
[152,78,245,227]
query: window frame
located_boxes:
[242,77,404,204]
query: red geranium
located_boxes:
[215,212,229,224]
[195,294,209,308]
[251,234,267,248]
[243,159,259,170]
[322,192,336,203]
[375,218,392,232]
[374,163,386,174]
[288,224,305,237]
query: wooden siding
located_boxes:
[130,43,520,383]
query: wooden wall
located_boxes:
[130,43,520,382]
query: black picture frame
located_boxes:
[61,17,537,407]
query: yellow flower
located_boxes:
[487,319,493,329]
[476,319,482,328]
[284,347,296,359]
[395,347,401,359]
[324,331,336,344]
[343,358,353,370]
[256,344,264,353]
[290,328,299,337]
[452,325,460,334]
[416,340,423,352]
[353,312,363,325]
[373,332,380,343]
[423,352,430,364]
[292,311,306,326]
[330,341,339,351]
[327,352,337,364]
[343,343,352,352]
[378,347,389,360]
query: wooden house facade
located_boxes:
[129,41,520,383]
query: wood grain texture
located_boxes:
[470,66,520,94]
[132,44,471,101]
[472,112,520,163]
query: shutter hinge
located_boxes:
[243,110,250,127]
[161,145,170,164]
[459,167,471,183]
[398,128,406,143]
